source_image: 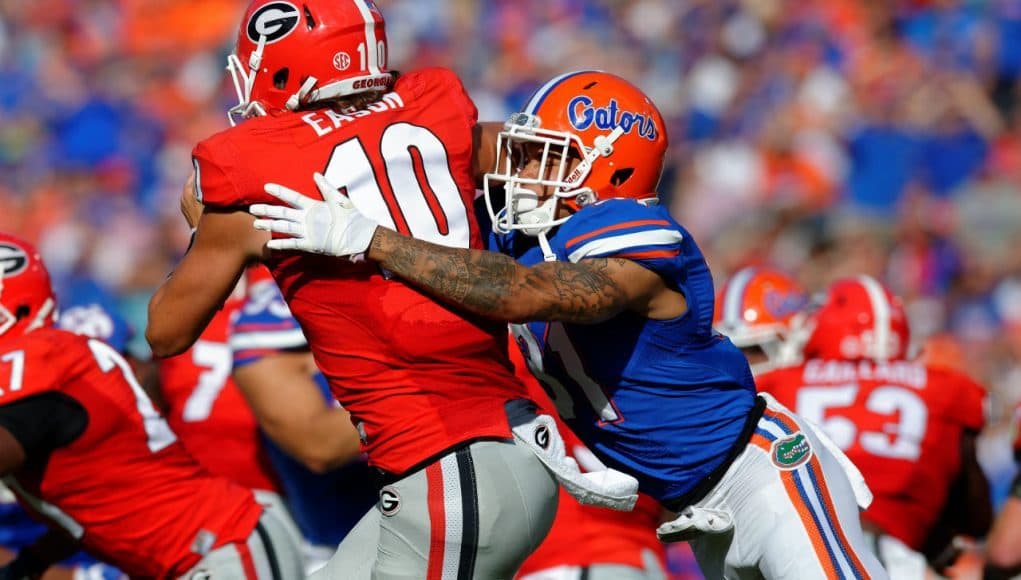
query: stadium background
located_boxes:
[0,0,1020,576]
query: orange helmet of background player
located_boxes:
[714,267,807,374]
[227,0,393,124]
[0,233,56,340]
[485,71,669,237]
[801,275,910,362]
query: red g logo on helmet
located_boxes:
[0,234,56,339]
[246,2,301,44]
[0,244,29,278]
[228,0,393,124]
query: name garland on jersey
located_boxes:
[568,96,658,141]
[246,2,300,44]
[803,359,927,390]
[302,92,405,138]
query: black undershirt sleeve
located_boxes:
[0,393,88,463]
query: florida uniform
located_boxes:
[0,328,301,578]
[509,340,666,580]
[498,199,883,579]
[196,61,556,578]
[758,360,986,550]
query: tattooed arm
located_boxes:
[367,228,686,324]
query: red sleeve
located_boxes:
[192,136,252,208]
[945,371,986,433]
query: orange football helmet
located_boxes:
[714,267,807,374]
[801,276,909,362]
[0,233,56,340]
[485,71,669,237]
[227,0,393,125]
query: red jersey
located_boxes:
[193,68,526,475]
[158,296,278,492]
[509,343,664,574]
[757,359,986,549]
[0,329,261,578]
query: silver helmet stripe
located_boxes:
[857,275,892,361]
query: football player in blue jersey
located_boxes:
[251,71,887,579]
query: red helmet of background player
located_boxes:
[485,71,669,237]
[0,233,56,340]
[227,0,393,125]
[801,275,909,362]
[714,267,807,374]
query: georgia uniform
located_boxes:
[0,328,264,578]
[194,61,557,579]
[757,359,987,550]
[231,275,378,557]
[193,67,529,475]
[158,293,280,493]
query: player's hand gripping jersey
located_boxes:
[158,293,279,493]
[757,360,986,550]
[194,68,527,475]
[498,198,758,505]
[0,328,262,578]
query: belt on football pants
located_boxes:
[662,394,767,512]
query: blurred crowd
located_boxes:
[2,0,1021,504]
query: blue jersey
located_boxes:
[231,280,377,546]
[491,199,756,504]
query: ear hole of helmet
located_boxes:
[303,5,316,29]
[273,68,290,90]
[611,168,634,187]
[14,305,30,320]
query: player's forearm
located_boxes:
[261,411,361,473]
[367,228,629,323]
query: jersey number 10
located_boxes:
[324,122,471,248]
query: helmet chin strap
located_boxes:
[286,76,319,111]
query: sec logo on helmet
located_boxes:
[0,243,28,277]
[247,2,301,44]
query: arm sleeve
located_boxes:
[557,200,684,268]
[0,393,88,459]
[230,283,309,368]
[192,139,247,207]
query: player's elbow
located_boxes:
[145,322,188,358]
[294,449,338,474]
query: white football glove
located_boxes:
[251,172,380,260]
[510,414,638,511]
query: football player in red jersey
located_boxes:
[0,233,303,579]
[756,276,991,578]
[714,267,808,376]
[143,1,623,577]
